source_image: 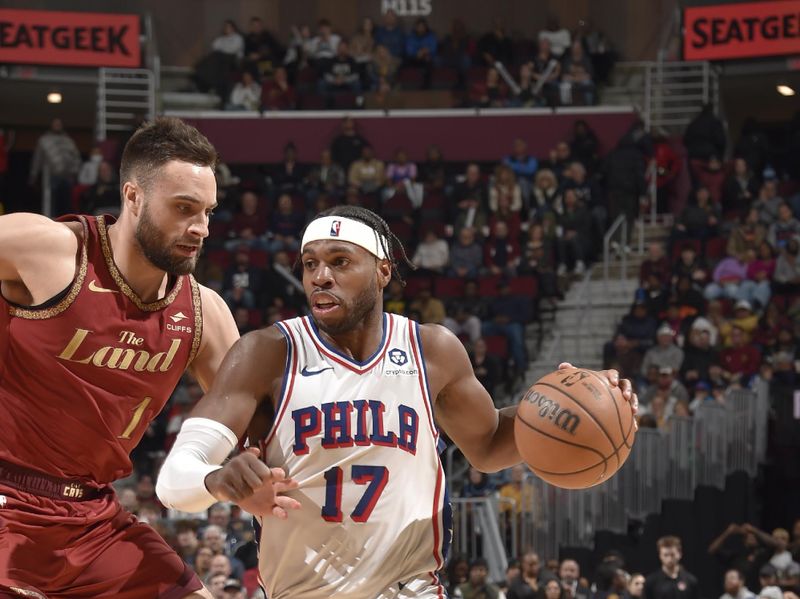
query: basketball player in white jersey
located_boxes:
[156,206,638,599]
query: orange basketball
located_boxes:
[514,367,636,489]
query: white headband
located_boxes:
[301,216,388,259]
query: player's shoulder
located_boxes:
[235,324,288,364]
[0,212,81,248]
[418,323,469,362]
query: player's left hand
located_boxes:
[558,362,639,429]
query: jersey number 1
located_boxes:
[322,465,388,523]
[118,397,152,440]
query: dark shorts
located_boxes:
[0,483,202,599]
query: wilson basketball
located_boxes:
[515,368,636,489]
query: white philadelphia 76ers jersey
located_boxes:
[256,314,450,599]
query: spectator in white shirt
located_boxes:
[227,71,261,111]
[413,229,449,274]
[212,20,244,59]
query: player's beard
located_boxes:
[313,276,379,337]
[135,202,199,276]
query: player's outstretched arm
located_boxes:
[157,327,300,518]
[421,324,523,472]
[0,213,78,289]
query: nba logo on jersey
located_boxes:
[330,220,341,237]
[388,348,408,366]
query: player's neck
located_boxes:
[106,219,171,302]
[318,308,385,362]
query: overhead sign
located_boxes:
[381,0,433,16]
[0,8,140,68]
[684,1,800,60]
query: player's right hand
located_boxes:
[205,447,301,518]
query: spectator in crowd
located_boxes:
[753,180,783,227]
[604,332,644,383]
[556,188,591,275]
[175,520,201,566]
[194,546,214,581]
[704,251,749,301]
[451,163,488,231]
[767,203,800,249]
[674,186,720,243]
[539,16,571,57]
[436,18,473,80]
[225,191,268,251]
[645,536,700,599]
[735,117,771,177]
[570,119,599,172]
[503,138,538,199]
[29,117,81,215]
[370,43,400,93]
[331,116,368,169]
[243,16,284,76]
[413,228,449,274]
[531,168,561,221]
[559,559,590,599]
[472,67,508,108]
[617,298,658,353]
[445,279,489,338]
[385,147,420,205]
[642,324,685,380]
[348,145,385,193]
[350,17,376,80]
[409,284,446,324]
[629,574,646,599]
[673,243,708,287]
[193,20,244,99]
[207,573,228,599]
[721,569,756,599]
[447,557,471,598]
[469,338,503,396]
[308,19,340,69]
[478,17,513,66]
[271,142,305,191]
[740,243,775,309]
[222,579,246,599]
[723,158,760,219]
[593,562,628,599]
[77,146,104,186]
[419,144,447,191]
[728,208,767,260]
[482,280,530,375]
[774,238,800,295]
[374,9,405,58]
[759,565,779,591]
[544,579,564,599]
[530,38,561,105]
[651,131,682,214]
[680,318,719,384]
[560,40,595,105]
[720,325,762,384]
[267,193,304,253]
[305,148,346,195]
[455,558,504,599]
[282,23,314,74]
[745,525,796,577]
[508,551,556,599]
[604,121,649,240]
[490,164,523,213]
[261,66,296,110]
[641,365,689,411]
[405,18,437,86]
[227,71,261,111]
[320,39,361,99]
[383,279,407,316]
[684,103,726,161]
[641,243,672,288]
[485,220,520,277]
[223,248,264,309]
[81,161,119,216]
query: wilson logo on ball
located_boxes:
[522,389,581,435]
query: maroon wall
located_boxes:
[182,109,638,164]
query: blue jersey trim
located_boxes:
[272,321,294,420]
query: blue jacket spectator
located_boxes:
[375,10,405,58]
[503,138,538,183]
[405,19,437,60]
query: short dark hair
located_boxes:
[120,117,218,193]
[306,205,416,284]
[657,535,682,552]
[470,557,489,570]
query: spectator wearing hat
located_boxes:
[767,203,800,250]
[758,587,783,599]
[616,298,659,354]
[719,301,760,347]
[720,569,756,599]
[759,565,779,592]
[640,366,689,412]
[641,324,685,380]
[222,578,246,599]
[455,557,504,599]
[780,562,800,593]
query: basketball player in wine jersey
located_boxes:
[0,118,296,599]
[159,205,639,598]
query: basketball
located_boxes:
[515,367,636,489]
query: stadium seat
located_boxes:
[332,92,359,110]
[205,249,231,270]
[705,237,727,261]
[397,67,425,90]
[478,275,502,297]
[248,309,264,328]
[298,93,327,110]
[295,66,319,92]
[509,275,538,297]
[431,67,459,90]
[248,249,270,268]
[466,66,488,85]
[404,276,434,299]
[671,239,702,262]
[434,277,465,299]
[382,192,414,222]
[483,335,508,359]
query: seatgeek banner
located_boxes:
[0,9,140,67]
[684,0,800,60]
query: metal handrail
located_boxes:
[543,266,594,366]
[603,214,627,288]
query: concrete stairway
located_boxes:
[523,221,672,387]
[160,65,222,112]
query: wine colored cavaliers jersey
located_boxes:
[0,215,202,484]
[257,314,450,599]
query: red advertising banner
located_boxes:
[684,1,800,60]
[0,9,140,68]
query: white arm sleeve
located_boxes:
[155,417,238,513]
